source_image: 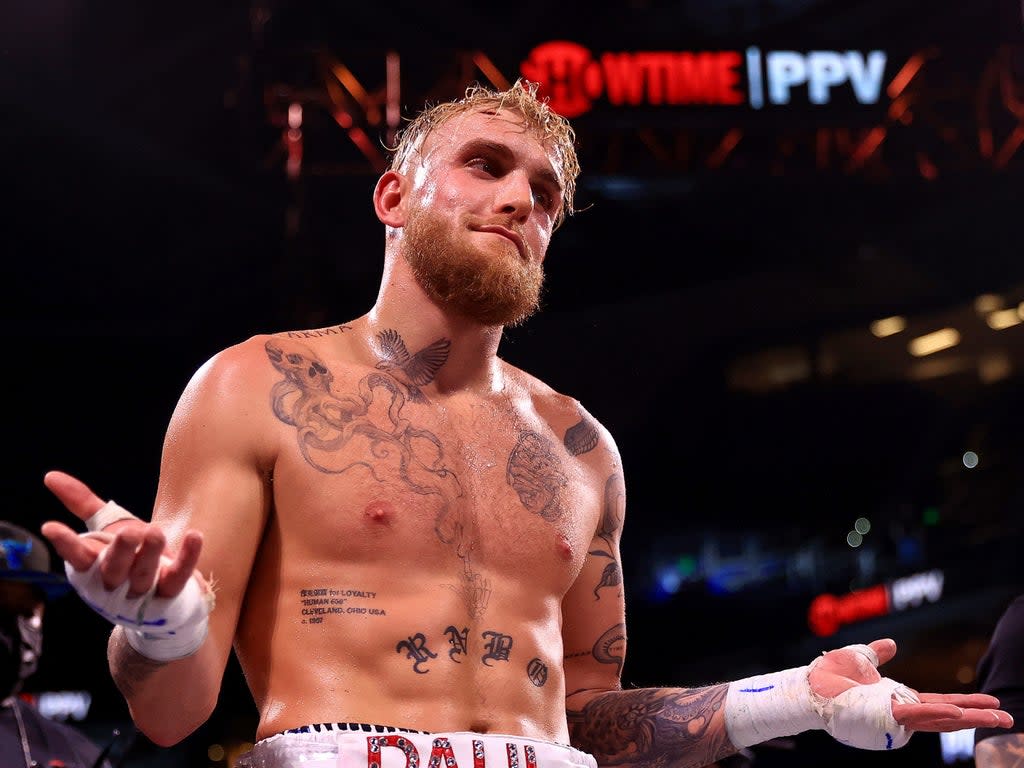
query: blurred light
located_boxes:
[962,451,979,468]
[657,567,682,595]
[287,102,302,129]
[923,506,940,525]
[846,531,863,547]
[908,328,960,356]
[956,665,975,684]
[908,356,972,380]
[974,293,1004,314]
[676,554,697,578]
[37,691,92,722]
[208,743,226,762]
[940,729,976,764]
[986,308,1022,330]
[1018,301,1023,319]
[979,353,1012,383]
[898,535,922,563]
[870,315,906,337]
[854,517,871,534]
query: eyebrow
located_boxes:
[459,138,564,194]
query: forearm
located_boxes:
[974,733,1024,768]
[567,685,736,768]
[108,626,223,746]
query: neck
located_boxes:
[363,254,507,395]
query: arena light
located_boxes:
[986,308,1021,330]
[908,328,959,356]
[870,315,906,337]
[974,293,1004,314]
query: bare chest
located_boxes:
[265,368,600,614]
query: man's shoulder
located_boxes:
[506,365,617,456]
[204,324,362,376]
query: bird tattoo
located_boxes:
[375,328,451,402]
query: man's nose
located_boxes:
[496,170,534,219]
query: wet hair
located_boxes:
[388,78,580,228]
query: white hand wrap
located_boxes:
[65,543,214,662]
[85,500,139,532]
[724,644,919,751]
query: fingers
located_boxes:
[918,692,1003,709]
[43,470,107,521]
[45,515,205,599]
[867,638,897,666]
[157,530,204,597]
[893,701,1015,731]
[40,521,104,571]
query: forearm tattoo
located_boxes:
[975,734,1024,768]
[567,686,734,768]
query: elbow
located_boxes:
[129,693,217,747]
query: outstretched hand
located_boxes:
[809,638,1014,732]
[41,470,204,599]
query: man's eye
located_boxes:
[469,158,495,174]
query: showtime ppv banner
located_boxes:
[520,40,888,117]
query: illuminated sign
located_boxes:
[520,41,887,117]
[20,690,93,721]
[807,569,944,637]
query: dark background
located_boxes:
[4,1,1022,766]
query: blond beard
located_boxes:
[402,207,545,327]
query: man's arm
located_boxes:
[974,596,1024,768]
[975,733,1024,768]
[42,341,273,746]
[560,432,1011,768]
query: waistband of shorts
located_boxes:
[237,722,597,768]
[284,722,431,736]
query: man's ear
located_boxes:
[374,170,406,227]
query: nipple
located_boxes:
[556,533,573,560]
[364,500,395,524]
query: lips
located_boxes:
[476,225,526,260]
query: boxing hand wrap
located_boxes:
[724,644,919,751]
[65,540,215,662]
[85,500,139,532]
[723,665,824,748]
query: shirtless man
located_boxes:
[40,80,1012,768]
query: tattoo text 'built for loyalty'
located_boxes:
[300,587,385,624]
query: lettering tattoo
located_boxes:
[284,325,353,339]
[396,633,438,674]
[527,657,549,687]
[506,431,567,521]
[589,474,624,599]
[445,625,469,662]
[297,587,385,625]
[374,328,451,403]
[265,338,489,617]
[593,623,626,676]
[564,412,599,456]
[567,686,732,768]
[481,630,513,666]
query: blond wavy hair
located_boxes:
[388,79,580,228]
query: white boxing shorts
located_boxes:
[236,723,598,768]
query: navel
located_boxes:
[364,500,395,524]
